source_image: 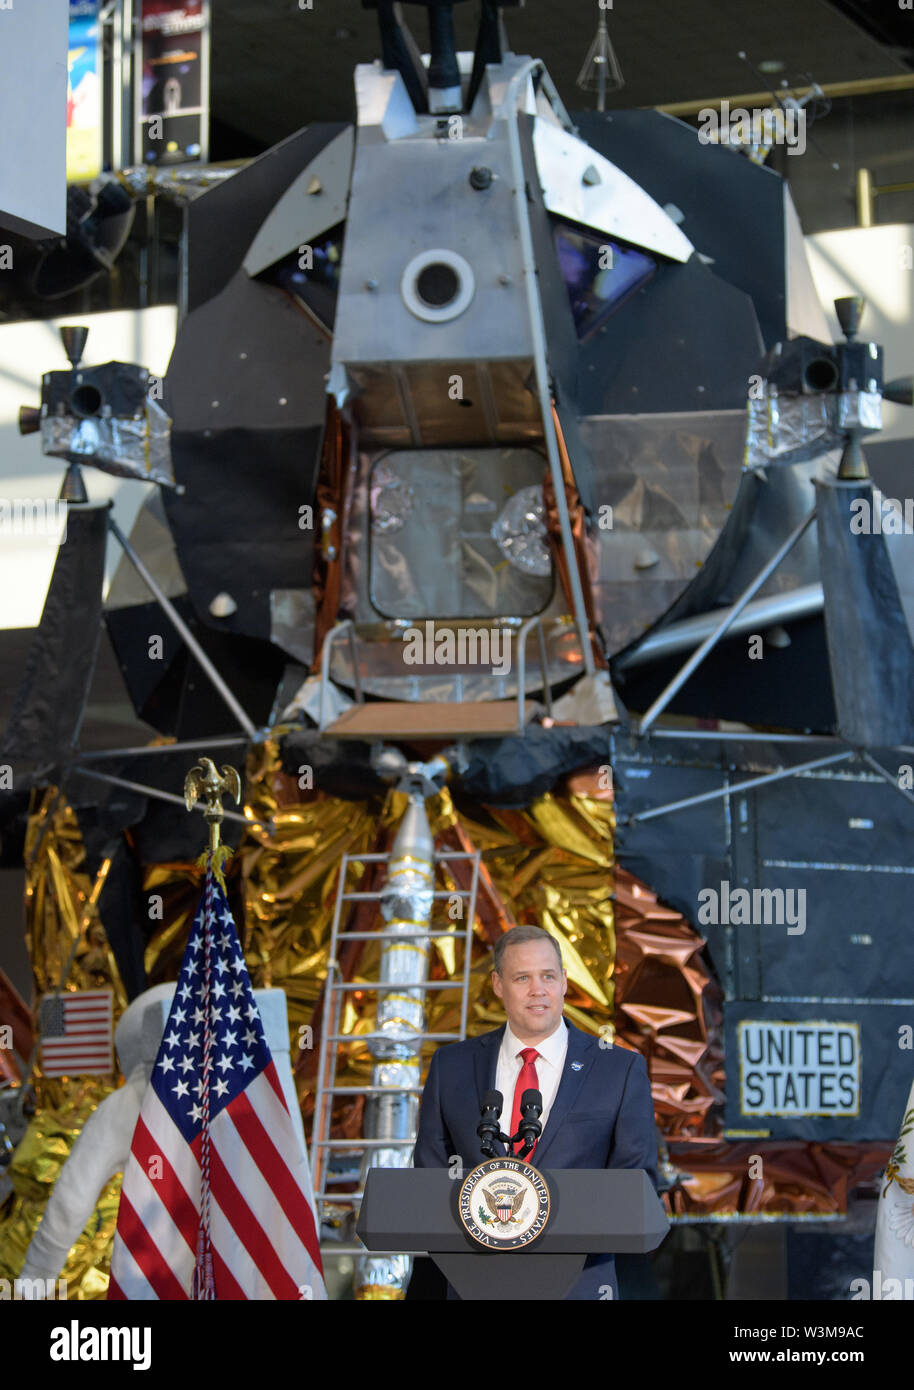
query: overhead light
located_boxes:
[758,60,785,74]
[577,15,625,112]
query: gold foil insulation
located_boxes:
[0,787,127,1298]
[0,1089,122,1297]
[24,790,127,1012]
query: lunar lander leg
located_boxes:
[310,761,479,1299]
[354,791,433,1299]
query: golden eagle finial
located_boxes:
[184,758,242,855]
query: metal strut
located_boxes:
[108,515,258,739]
[637,508,817,736]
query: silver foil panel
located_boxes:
[581,410,746,652]
[368,448,553,619]
[41,397,174,488]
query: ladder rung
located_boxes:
[314,1138,416,1148]
[330,981,462,992]
[326,1031,462,1043]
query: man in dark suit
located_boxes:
[412,924,659,1300]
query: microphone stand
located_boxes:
[477,1098,543,1161]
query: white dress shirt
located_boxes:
[495,1018,569,1140]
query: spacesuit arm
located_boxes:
[19,1084,140,1285]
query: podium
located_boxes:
[357,1167,669,1300]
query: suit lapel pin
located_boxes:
[571,1061,583,1071]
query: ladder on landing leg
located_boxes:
[310,847,481,1259]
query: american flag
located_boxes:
[109,868,326,1300]
[39,989,113,1077]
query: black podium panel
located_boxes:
[435,1252,586,1302]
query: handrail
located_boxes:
[516,615,555,731]
[318,619,359,731]
[321,616,563,731]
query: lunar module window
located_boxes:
[368,448,554,620]
[553,222,655,340]
[264,227,343,332]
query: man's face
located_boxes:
[491,940,567,1043]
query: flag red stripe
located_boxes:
[205,1143,300,1300]
[42,1052,112,1061]
[116,1192,189,1301]
[107,1273,126,1301]
[228,1089,322,1265]
[131,1116,199,1256]
[43,1040,112,1050]
[210,1245,248,1301]
[264,1062,288,1110]
[41,1050,113,1061]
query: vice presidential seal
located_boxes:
[458,1159,551,1249]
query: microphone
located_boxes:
[516,1088,543,1158]
[477,1089,504,1158]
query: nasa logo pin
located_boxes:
[458,1159,551,1249]
[571,1060,583,1071]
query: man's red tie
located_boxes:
[510,1047,540,1156]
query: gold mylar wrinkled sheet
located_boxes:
[0,788,127,1298]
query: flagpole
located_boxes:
[184,757,241,1300]
[193,853,217,1300]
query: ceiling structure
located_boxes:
[208,0,914,153]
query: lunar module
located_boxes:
[3,0,914,1298]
